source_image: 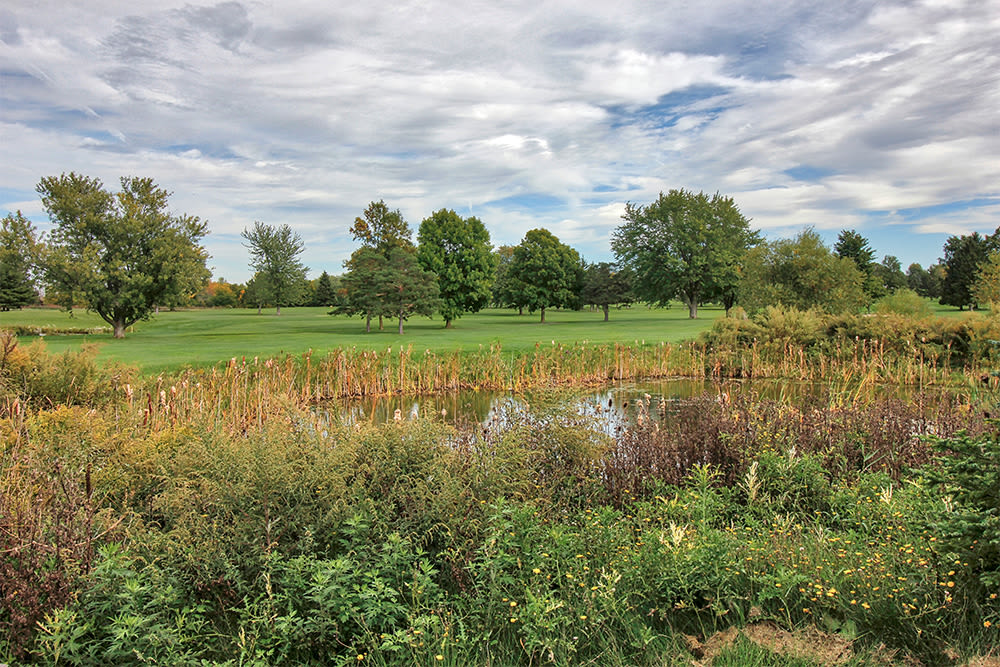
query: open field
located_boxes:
[4,305,725,374]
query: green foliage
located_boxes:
[971,251,1000,309]
[940,230,998,310]
[490,245,523,311]
[312,271,338,308]
[739,229,865,315]
[907,262,943,299]
[925,429,1000,589]
[580,262,633,321]
[242,221,309,314]
[417,209,496,327]
[507,229,583,322]
[36,173,210,337]
[613,189,759,319]
[874,288,933,318]
[0,211,40,310]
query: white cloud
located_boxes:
[1,0,997,277]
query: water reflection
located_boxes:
[322,378,837,429]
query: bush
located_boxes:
[925,428,1000,590]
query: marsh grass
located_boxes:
[3,317,1000,664]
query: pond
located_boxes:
[320,378,865,431]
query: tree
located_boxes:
[36,173,209,338]
[312,271,338,307]
[972,252,1000,309]
[738,229,866,315]
[242,222,308,315]
[338,248,388,332]
[907,263,934,298]
[348,201,415,329]
[872,255,907,295]
[612,189,759,319]
[243,273,273,314]
[351,200,413,253]
[835,229,882,309]
[491,245,526,314]
[939,231,997,310]
[417,209,495,328]
[379,246,440,334]
[0,211,40,310]
[580,262,633,321]
[507,229,581,323]
[834,230,876,271]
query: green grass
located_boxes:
[4,305,723,374]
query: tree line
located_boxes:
[0,172,993,337]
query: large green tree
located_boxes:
[417,209,495,328]
[508,229,582,323]
[36,173,209,338]
[612,189,759,319]
[939,231,997,310]
[242,222,308,315]
[0,211,40,310]
[379,246,440,334]
[580,262,633,321]
[337,247,388,332]
[347,201,415,329]
[738,229,866,314]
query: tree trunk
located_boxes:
[366,313,371,333]
[113,320,126,339]
[445,319,453,329]
[379,314,383,330]
[687,301,698,319]
[540,306,546,323]
[276,304,281,315]
[603,304,609,321]
[398,315,404,335]
[518,306,523,315]
[257,304,262,315]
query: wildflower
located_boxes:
[985,621,992,628]
[436,656,444,661]
[510,617,518,623]
[532,568,541,574]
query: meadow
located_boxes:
[2,305,1000,665]
[3,305,724,374]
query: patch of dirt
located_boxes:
[742,622,852,664]
[966,657,1000,667]
[685,622,852,666]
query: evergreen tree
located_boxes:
[313,271,337,307]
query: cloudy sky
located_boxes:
[1,0,997,281]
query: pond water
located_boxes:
[320,378,840,431]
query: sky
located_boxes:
[1,0,998,282]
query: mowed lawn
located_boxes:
[4,305,725,374]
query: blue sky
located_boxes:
[1,0,997,281]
